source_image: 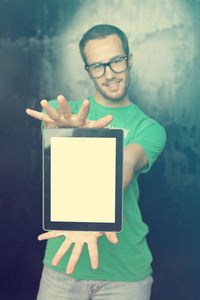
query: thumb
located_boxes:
[94,115,113,128]
[105,232,118,244]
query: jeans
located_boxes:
[37,265,153,300]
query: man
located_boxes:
[26,24,166,300]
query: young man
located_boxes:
[26,24,166,300]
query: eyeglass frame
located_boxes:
[85,55,129,79]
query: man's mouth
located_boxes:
[102,80,122,90]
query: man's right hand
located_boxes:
[26,95,113,128]
[38,231,118,275]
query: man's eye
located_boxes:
[92,64,103,70]
[111,58,123,64]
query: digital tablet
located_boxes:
[43,127,123,232]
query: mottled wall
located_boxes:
[0,1,200,299]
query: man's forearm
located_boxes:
[123,160,134,189]
[123,143,148,189]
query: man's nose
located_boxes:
[104,65,115,80]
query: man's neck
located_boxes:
[94,91,131,108]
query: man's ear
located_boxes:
[128,53,133,68]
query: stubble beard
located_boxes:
[94,73,131,103]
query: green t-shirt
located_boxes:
[42,96,166,282]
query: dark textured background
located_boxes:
[0,1,200,299]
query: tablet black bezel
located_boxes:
[43,127,123,232]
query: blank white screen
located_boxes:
[50,137,116,223]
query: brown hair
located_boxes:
[79,24,129,64]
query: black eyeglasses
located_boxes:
[85,56,129,79]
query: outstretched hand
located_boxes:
[26,95,113,128]
[38,231,118,275]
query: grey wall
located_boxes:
[0,0,200,299]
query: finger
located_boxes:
[87,241,99,270]
[40,100,60,121]
[26,108,52,123]
[91,115,113,128]
[51,239,73,266]
[38,231,63,241]
[105,232,118,244]
[57,95,72,118]
[77,100,90,121]
[66,243,84,275]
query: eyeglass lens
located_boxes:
[88,57,128,78]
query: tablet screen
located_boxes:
[43,128,123,232]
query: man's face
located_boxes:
[84,34,132,103]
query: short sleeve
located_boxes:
[130,121,166,174]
